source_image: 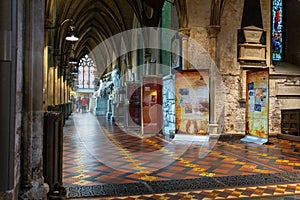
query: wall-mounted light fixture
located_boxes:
[65,26,79,41]
[45,18,79,42]
[68,57,78,64]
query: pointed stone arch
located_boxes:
[210,0,227,26]
[175,0,189,30]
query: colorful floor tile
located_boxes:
[63,113,300,199]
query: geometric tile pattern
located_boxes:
[102,183,300,199]
[64,113,300,199]
[67,183,300,199]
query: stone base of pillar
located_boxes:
[19,180,49,200]
[209,123,219,139]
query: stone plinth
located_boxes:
[239,43,266,62]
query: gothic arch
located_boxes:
[210,0,227,26]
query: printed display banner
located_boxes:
[246,68,269,138]
[126,82,141,127]
[175,70,209,135]
[142,76,163,134]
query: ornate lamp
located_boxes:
[45,18,79,42]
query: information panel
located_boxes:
[142,76,163,134]
[175,70,209,135]
[246,68,269,139]
[126,82,141,127]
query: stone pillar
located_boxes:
[207,25,221,61]
[179,28,190,70]
[55,67,60,105]
[43,46,48,111]
[144,48,151,76]
[0,0,17,197]
[67,85,71,103]
[20,0,48,199]
[61,75,64,104]
[207,25,221,137]
[65,82,68,103]
[48,67,55,106]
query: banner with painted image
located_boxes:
[246,68,269,139]
[175,70,209,135]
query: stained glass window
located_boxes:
[78,54,96,89]
[272,0,283,61]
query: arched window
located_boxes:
[272,0,283,61]
[78,54,95,89]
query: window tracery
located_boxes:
[78,54,95,89]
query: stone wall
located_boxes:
[188,0,246,134]
[269,76,300,135]
[186,0,295,135]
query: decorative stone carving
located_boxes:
[207,25,221,38]
[243,26,263,43]
[238,26,266,63]
[239,43,266,62]
[179,27,190,37]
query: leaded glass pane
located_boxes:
[77,54,96,89]
[272,0,283,61]
[78,63,84,88]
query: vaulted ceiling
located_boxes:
[45,0,166,68]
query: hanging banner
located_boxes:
[245,68,269,139]
[175,70,209,135]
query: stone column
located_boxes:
[65,81,68,103]
[179,28,190,70]
[55,67,60,105]
[43,46,48,111]
[144,48,151,76]
[20,0,48,199]
[207,25,221,137]
[0,0,17,197]
[207,25,221,61]
[61,75,64,104]
[48,67,55,106]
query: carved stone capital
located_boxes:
[207,25,221,38]
[127,64,132,69]
[179,27,190,37]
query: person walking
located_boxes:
[71,95,76,113]
[81,96,87,113]
[76,97,82,113]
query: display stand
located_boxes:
[125,82,141,127]
[142,76,163,134]
[175,70,209,138]
[241,68,273,145]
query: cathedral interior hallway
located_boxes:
[2,0,300,199]
[62,112,300,199]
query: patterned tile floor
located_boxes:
[63,113,300,199]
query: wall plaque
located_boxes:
[276,83,300,96]
[239,43,266,62]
